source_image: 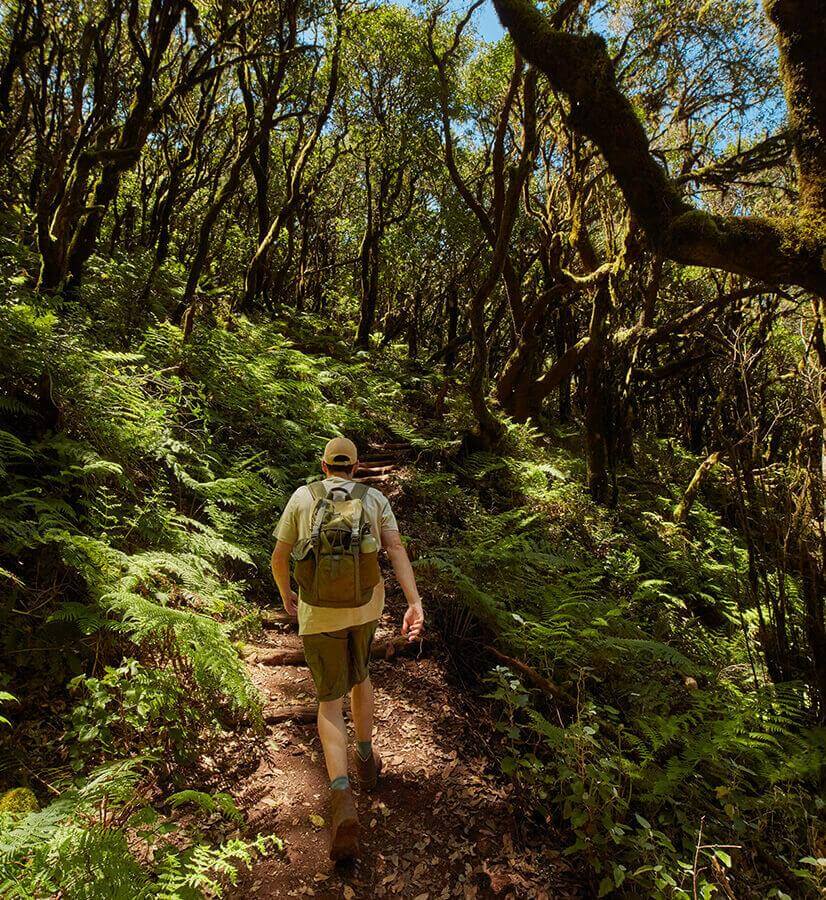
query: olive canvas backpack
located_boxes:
[291,481,381,608]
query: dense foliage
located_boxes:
[1,0,824,896]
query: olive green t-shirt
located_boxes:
[274,476,399,635]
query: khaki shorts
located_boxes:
[302,620,378,702]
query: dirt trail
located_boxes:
[230,445,579,899]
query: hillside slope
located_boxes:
[0,269,823,897]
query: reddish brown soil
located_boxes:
[229,605,580,900]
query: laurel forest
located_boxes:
[0,0,824,896]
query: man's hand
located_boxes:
[282,589,298,617]
[382,529,425,642]
[402,599,424,642]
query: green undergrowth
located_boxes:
[409,423,825,898]
[0,247,446,895]
[0,760,281,898]
[2,244,824,896]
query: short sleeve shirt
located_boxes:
[274,476,399,635]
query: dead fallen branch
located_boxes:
[484,644,625,739]
[484,644,574,704]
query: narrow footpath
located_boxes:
[230,445,579,899]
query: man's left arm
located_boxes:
[381,528,424,641]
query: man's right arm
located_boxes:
[271,540,297,616]
[272,491,301,617]
[381,528,424,641]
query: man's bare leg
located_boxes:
[351,676,382,788]
[317,698,348,781]
[350,676,374,746]
[318,696,359,860]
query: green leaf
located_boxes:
[597,876,614,897]
[500,756,518,775]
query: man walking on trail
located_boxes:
[271,437,425,861]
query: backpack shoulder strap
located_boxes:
[307,481,328,500]
[347,483,367,552]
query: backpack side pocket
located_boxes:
[291,538,316,599]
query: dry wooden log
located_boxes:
[250,646,305,666]
[264,704,317,724]
[249,635,427,667]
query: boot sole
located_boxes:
[329,818,360,861]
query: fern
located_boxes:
[0,763,278,899]
[46,602,111,636]
[155,835,281,899]
[104,590,260,719]
[167,790,242,824]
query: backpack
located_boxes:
[291,481,381,608]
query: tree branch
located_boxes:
[491,0,826,294]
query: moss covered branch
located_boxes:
[491,0,826,294]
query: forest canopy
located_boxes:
[0,0,824,896]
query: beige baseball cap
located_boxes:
[322,436,358,466]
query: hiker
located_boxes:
[271,437,425,861]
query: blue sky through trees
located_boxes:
[401,1,506,41]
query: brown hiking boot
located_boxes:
[329,786,360,861]
[355,747,383,791]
